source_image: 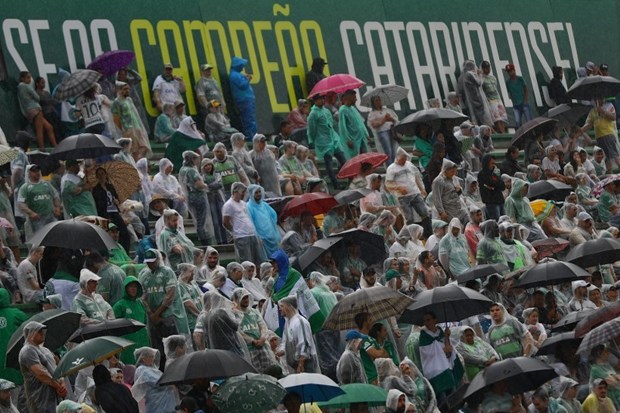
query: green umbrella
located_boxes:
[318,383,388,408]
[212,373,287,413]
[53,336,133,378]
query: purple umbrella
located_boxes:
[87,50,135,77]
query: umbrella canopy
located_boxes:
[510,117,558,149]
[531,238,570,259]
[296,237,343,273]
[393,108,468,136]
[337,152,388,179]
[464,357,557,400]
[318,383,388,408]
[54,69,101,100]
[322,286,413,330]
[266,196,295,215]
[456,264,509,283]
[69,319,146,343]
[552,310,594,333]
[26,150,60,176]
[566,238,620,268]
[527,179,573,201]
[577,319,620,354]
[0,146,18,167]
[53,336,133,378]
[308,74,365,97]
[534,332,582,356]
[5,310,81,369]
[281,192,338,218]
[592,174,620,197]
[212,373,287,413]
[328,229,387,266]
[360,84,409,107]
[566,75,620,100]
[399,284,493,325]
[85,160,140,203]
[158,349,257,385]
[50,133,121,160]
[544,103,592,129]
[575,302,620,338]
[29,219,117,251]
[279,373,344,403]
[87,50,135,77]
[335,188,371,205]
[515,260,590,289]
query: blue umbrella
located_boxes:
[279,373,344,403]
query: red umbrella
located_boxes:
[281,193,338,218]
[308,74,365,97]
[337,153,388,179]
[87,50,136,77]
[531,238,570,258]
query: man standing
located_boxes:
[581,98,620,173]
[195,63,224,132]
[505,63,532,127]
[18,164,61,241]
[152,63,186,112]
[212,142,250,197]
[464,206,484,259]
[60,159,96,218]
[250,134,282,197]
[339,90,369,159]
[432,160,468,224]
[112,81,150,160]
[229,56,257,139]
[277,296,320,373]
[85,251,125,306]
[158,209,195,272]
[307,94,347,189]
[222,182,266,266]
[306,57,327,92]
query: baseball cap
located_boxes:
[572,280,590,292]
[143,249,159,263]
[29,164,41,171]
[0,379,15,391]
[200,63,214,71]
[600,63,609,71]
[505,63,515,72]
[577,211,593,221]
[345,330,368,342]
[107,223,118,231]
[163,63,173,69]
[175,100,185,107]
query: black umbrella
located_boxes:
[566,75,620,100]
[551,310,594,333]
[29,219,117,251]
[510,117,558,149]
[464,357,558,400]
[527,180,573,201]
[69,319,146,343]
[534,331,582,356]
[158,349,256,385]
[566,238,620,268]
[457,264,509,283]
[334,188,371,205]
[296,237,343,274]
[265,196,295,215]
[26,150,60,176]
[328,229,387,265]
[393,108,468,135]
[5,310,81,369]
[50,133,121,160]
[399,284,493,325]
[544,103,592,129]
[515,259,590,289]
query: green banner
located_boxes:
[0,0,618,138]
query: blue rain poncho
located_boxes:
[246,184,281,257]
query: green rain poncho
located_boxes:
[60,172,97,218]
[307,104,342,160]
[112,276,150,364]
[504,178,536,225]
[339,104,368,159]
[0,288,28,384]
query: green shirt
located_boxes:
[488,319,525,359]
[18,181,57,216]
[61,178,97,218]
[97,263,126,306]
[238,308,264,349]
[178,281,203,330]
[506,76,526,105]
[138,264,188,334]
[598,190,617,223]
[213,157,240,188]
[179,166,204,193]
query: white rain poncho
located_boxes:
[163,334,188,369]
[231,132,258,182]
[386,388,406,413]
[399,357,437,413]
[198,246,225,285]
[152,158,187,216]
[240,261,267,303]
[336,337,367,384]
[438,217,471,276]
[131,347,177,413]
[278,296,321,373]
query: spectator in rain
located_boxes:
[91,167,131,251]
[582,378,616,413]
[18,164,61,242]
[60,159,97,218]
[16,245,44,304]
[153,158,187,217]
[504,178,546,242]
[432,159,467,224]
[246,184,280,257]
[212,142,250,197]
[487,303,532,359]
[339,89,369,159]
[337,330,368,385]
[113,276,150,365]
[112,81,151,160]
[277,296,320,373]
[500,145,524,176]
[17,71,57,150]
[93,365,139,413]
[158,209,195,272]
[152,63,186,112]
[250,134,282,197]
[505,63,532,127]
[549,66,570,105]
[306,57,327,92]
[195,63,224,129]
[480,60,508,132]
[165,117,206,172]
[131,347,178,413]
[229,56,257,139]
[231,132,259,183]
[204,99,237,145]
[72,268,114,325]
[154,103,176,143]
[459,60,493,127]
[367,95,399,165]
[439,218,471,278]
[179,151,211,246]
[200,158,227,244]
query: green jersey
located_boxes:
[18,180,57,216]
[61,177,97,218]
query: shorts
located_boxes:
[26,108,41,123]
[597,134,620,159]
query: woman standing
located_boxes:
[480,60,508,133]
[478,154,505,221]
[367,96,399,165]
[17,71,57,150]
[91,167,131,251]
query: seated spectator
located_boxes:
[204,99,238,145]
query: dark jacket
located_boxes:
[93,365,139,413]
[91,182,121,219]
[549,78,570,105]
[500,157,524,176]
[478,155,506,205]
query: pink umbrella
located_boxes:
[592,174,620,197]
[308,74,365,97]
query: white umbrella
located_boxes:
[361,84,409,107]
[279,373,344,402]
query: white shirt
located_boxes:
[152,75,183,106]
[222,199,256,238]
[386,161,422,196]
[76,95,104,128]
[17,259,39,303]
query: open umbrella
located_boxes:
[158,349,256,385]
[308,74,365,97]
[592,174,620,197]
[360,84,409,107]
[29,219,117,251]
[26,150,60,176]
[68,319,146,343]
[456,264,509,283]
[0,146,18,166]
[531,238,570,259]
[318,383,388,408]
[213,373,287,413]
[87,50,135,77]
[552,310,594,332]
[566,75,620,100]
[322,286,414,330]
[279,373,344,403]
[510,117,558,149]
[5,310,81,369]
[515,259,590,289]
[296,237,343,274]
[53,336,133,378]
[577,318,620,354]
[335,188,371,205]
[337,152,388,179]
[534,332,582,356]
[463,357,557,400]
[266,196,295,215]
[393,108,468,136]
[281,192,338,218]
[85,160,140,203]
[328,229,387,266]
[566,238,620,269]
[527,179,573,201]
[399,284,493,325]
[575,302,620,338]
[54,69,101,100]
[50,133,121,160]
[544,103,592,129]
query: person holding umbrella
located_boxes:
[581,98,620,173]
[60,159,97,218]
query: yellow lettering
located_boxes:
[253,21,288,113]
[182,21,210,89]
[275,21,306,106]
[130,19,159,117]
[205,21,233,85]
[299,20,329,96]
[156,20,196,114]
[227,21,260,84]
